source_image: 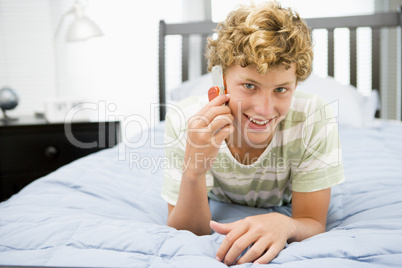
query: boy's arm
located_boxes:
[167,172,212,236]
[166,94,233,236]
[211,188,331,265]
[288,188,330,242]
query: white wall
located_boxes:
[0,0,183,141]
[1,0,399,132]
[0,0,55,116]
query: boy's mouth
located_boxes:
[245,114,276,127]
[244,114,276,131]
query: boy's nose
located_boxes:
[253,93,274,116]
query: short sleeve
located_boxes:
[161,96,214,205]
[291,96,345,192]
[161,108,187,206]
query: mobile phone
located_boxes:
[208,65,227,102]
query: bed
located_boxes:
[1,10,402,268]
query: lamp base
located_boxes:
[1,109,18,122]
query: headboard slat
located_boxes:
[305,12,400,29]
[182,36,190,82]
[371,28,381,118]
[159,11,402,121]
[158,20,166,121]
[327,29,335,77]
[165,21,217,35]
[371,28,381,93]
[349,28,357,87]
[201,34,208,75]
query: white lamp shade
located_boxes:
[66,17,103,42]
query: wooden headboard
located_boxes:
[158,11,402,121]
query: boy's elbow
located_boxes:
[167,216,212,236]
[191,226,212,236]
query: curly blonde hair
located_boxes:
[206,1,313,82]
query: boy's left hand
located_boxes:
[210,213,293,265]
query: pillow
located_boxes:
[169,73,212,102]
[169,73,379,127]
[297,74,379,127]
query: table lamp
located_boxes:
[53,1,103,97]
[55,1,103,42]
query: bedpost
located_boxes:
[399,6,402,121]
[159,20,166,121]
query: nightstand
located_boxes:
[0,116,121,201]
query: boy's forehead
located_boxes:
[228,63,297,76]
[227,64,297,85]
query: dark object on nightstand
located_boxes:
[0,116,121,201]
[0,87,19,122]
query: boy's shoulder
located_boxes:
[285,90,331,123]
[165,95,208,128]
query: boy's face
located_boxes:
[225,63,297,149]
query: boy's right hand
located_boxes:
[183,94,233,179]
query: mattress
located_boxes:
[0,119,401,267]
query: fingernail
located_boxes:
[215,256,221,262]
[226,94,230,97]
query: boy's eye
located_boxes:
[244,83,255,90]
[275,87,287,93]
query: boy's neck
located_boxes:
[225,129,276,165]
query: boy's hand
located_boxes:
[210,190,330,264]
[210,213,293,265]
[183,94,233,178]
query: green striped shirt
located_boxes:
[161,91,345,208]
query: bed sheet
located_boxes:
[0,120,402,267]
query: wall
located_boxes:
[0,0,55,116]
[0,0,183,141]
[1,0,400,133]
